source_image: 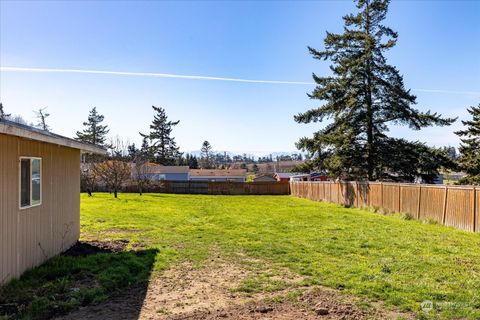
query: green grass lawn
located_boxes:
[2,193,480,319]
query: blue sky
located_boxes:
[1,0,479,155]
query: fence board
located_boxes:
[445,187,474,231]
[419,186,445,223]
[383,184,399,212]
[399,185,420,216]
[368,183,382,207]
[475,189,480,233]
[290,181,478,233]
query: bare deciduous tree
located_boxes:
[94,136,131,198]
[80,163,98,196]
[94,160,131,198]
[132,158,151,195]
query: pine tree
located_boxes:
[76,107,110,147]
[0,103,11,121]
[455,104,480,184]
[140,106,181,165]
[175,154,187,166]
[295,0,455,181]
[139,137,154,162]
[200,140,213,169]
[188,154,199,169]
[127,143,139,162]
[34,107,51,131]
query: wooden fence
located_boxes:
[290,181,479,232]
[121,181,290,195]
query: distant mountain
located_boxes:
[183,150,305,160]
[184,150,240,158]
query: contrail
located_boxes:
[1,66,479,95]
[410,88,480,95]
[0,66,313,85]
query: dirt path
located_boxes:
[57,258,410,320]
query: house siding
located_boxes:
[164,173,189,181]
[190,176,245,182]
[146,172,189,181]
[1,134,80,284]
[253,176,277,182]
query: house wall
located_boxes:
[165,173,189,181]
[146,173,189,181]
[1,134,80,284]
[190,176,245,182]
[253,176,277,182]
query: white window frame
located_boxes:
[19,157,42,210]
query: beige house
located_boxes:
[189,169,247,182]
[0,120,105,284]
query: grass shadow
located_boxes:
[0,241,158,320]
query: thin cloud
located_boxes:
[1,66,479,95]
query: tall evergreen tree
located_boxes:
[455,104,480,184]
[139,137,154,162]
[140,106,181,165]
[200,140,213,169]
[295,0,455,181]
[34,107,51,131]
[76,107,110,147]
[127,143,139,162]
[186,154,199,169]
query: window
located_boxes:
[20,157,42,208]
[154,174,166,181]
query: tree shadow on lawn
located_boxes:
[0,241,158,320]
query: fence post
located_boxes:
[417,185,422,219]
[329,182,332,203]
[367,182,370,207]
[472,187,476,232]
[380,182,384,208]
[337,182,341,204]
[397,184,401,212]
[442,186,448,225]
[365,182,369,207]
[355,181,359,208]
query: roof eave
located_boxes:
[0,121,107,155]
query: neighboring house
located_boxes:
[443,172,466,184]
[310,172,329,181]
[253,174,277,182]
[0,120,105,284]
[290,173,311,181]
[274,172,304,182]
[190,169,247,182]
[414,174,444,185]
[132,163,189,181]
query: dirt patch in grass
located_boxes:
[62,240,129,256]
[56,257,411,320]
